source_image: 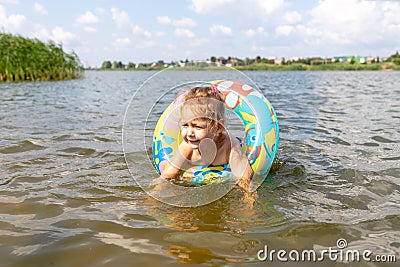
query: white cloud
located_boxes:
[381,1,400,29]
[254,0,284,15]
[185,50,192,57]
[0,6,25,30]
[135,40,155,49]
[0,0,18,3]
[268,0,400,58]
[174,28,195,38]
[132,25,151,37]
[31,25,76,46]
[245,26,264,37]
[189,0,235,14]
[166,44,175,49]
[306,0,382,45]
[143,40,155,47]
[309,0,375,29]
[51,26,77,45]
[157,16,171,25]
[157,16,196,28]
[33,2,47,15]
[210,24,232,36]
[76,11,99,24]
[110,7,130,28]
[250,45,268,54]
[84,26,97,33]
[32,25,77,46]
[5,13,24,29]
[172,17,196,28]
[155,31,166,37]
[95,7,106,15]
[283,11,301,24]
[32,24,50,40]
[189,0,286,22]
[275,25,293,36]
[190,38,210,47]
[113,37,131,48]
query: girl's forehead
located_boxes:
[180,103,218,124]
[180,116,208,125]
[181,105,201,120]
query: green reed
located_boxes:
[0,33,83,82]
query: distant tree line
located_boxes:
[99,51,400,71]
[100,59,171,70]
[0,33,83,82]
[386,51,400,64]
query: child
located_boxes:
[160,86,253,191]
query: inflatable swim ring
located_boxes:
[152,80,279,185]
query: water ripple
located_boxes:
[1,71,399,266]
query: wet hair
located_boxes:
[181,86,226,140]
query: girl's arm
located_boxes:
[228,139,253,191]
[160,141,192,179]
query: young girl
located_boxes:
[160,86,253,191]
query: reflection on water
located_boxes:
[0,70,399,266]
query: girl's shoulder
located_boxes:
[214,133,236,163]
[223,132,241,148]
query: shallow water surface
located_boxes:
[1,70,399,266]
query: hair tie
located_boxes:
[210,85,220,93]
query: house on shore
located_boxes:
[332,55,381,64]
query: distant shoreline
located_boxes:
[87,62,400,71]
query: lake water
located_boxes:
[1,70,399,266]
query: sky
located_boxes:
[1,0,399,67]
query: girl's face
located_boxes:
[180,106,215,149]
[180,119,210,148]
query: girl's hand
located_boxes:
[229,137,253,192]
[237,176,251,192]
[161,141,193,179]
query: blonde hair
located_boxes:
[182,86,226,141]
